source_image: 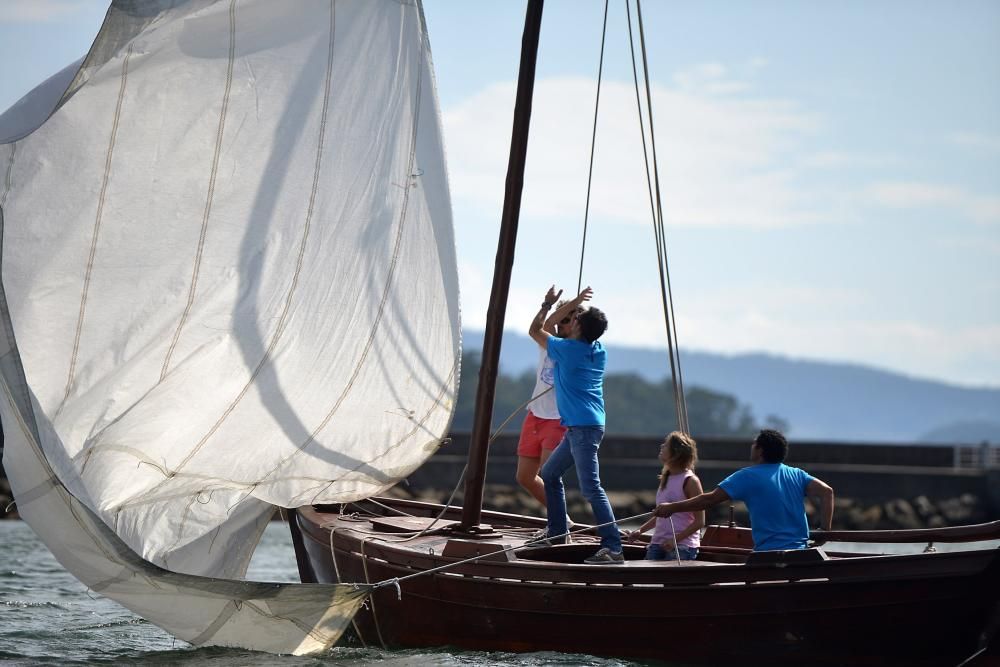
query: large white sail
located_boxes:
[0,0,459,652]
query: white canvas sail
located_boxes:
[0,0,459,653]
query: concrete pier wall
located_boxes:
[403,433,998,513]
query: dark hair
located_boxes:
[754,429,788,463]
[577,307,608,343]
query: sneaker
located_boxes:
[529,527,549,542]
[584,547,624,564]
[521,527,567,549]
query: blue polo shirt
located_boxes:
[546,336,606,427]
[719,463,815,551]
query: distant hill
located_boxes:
[919,420,1000,444]
[463,330,1000,444]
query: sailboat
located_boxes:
[0,0,997,664]
[288,2,1000,666]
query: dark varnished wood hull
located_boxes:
[293,501,1000,666]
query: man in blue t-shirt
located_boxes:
[654,429,834,551]
[524,285,623,564]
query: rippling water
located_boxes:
[0,520,646,666]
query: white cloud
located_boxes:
[867,182,1000,225]
[598,284,1000,387]
[940,235,1000,256]
[443,75,825,231]
[673,63,750,95]
[948,131,1000,154]
[800,151,896,169]
[446,67,1000,389]
[0,0,97,23]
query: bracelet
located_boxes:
[541,301,554,309]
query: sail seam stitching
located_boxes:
[160,0,238,381]
[170,0,341,471]
[254,1,430,499]
[0,376,144,579]
[4,369,369,649]
[307,355,457,504]
[62,42,135,407]
[113,0,340,517]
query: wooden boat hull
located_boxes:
[293,500,1000,666]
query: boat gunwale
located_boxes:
[297,503,1000,589]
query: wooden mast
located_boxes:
[460,0,545,530]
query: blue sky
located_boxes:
[1,0,998,388]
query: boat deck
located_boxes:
[290,499,1000,666]
[299,499,865,571]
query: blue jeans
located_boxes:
[645,543,698,561]
[540,426,621,552]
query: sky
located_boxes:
[1,0,998,389]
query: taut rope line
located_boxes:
[625,0,690,433]
[576,0,610,294]
[354,385,556,543]
[366,509,657,592]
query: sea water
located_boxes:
[0,520,642,666]
[4,520,997,666]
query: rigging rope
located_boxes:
[368,509,660,590]
[576,0,690,433]
[625,0,689,433]
[339,386,556,543]
[328,527,369,648]
[576,0,610,294]
[326,0,702,610]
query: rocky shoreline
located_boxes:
[2,477,989,530]
[385,483,991,532]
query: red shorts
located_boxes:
[516,411,567,457]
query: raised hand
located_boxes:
[544,285,563,305]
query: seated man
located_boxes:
[654,429,834,551]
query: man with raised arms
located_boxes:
[527,285,623,564]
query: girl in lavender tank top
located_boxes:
[627,432,705,560]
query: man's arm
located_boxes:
[545,291,586,333]
[528,285,562,349]
[529,286,593,348]
[806,478,834,531]
[654,486,730,518]
[541,303,568,336]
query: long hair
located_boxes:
[658,431,698,490]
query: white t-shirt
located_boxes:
[528,347,561,420]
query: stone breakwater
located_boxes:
[3,477,986,529]
[383,483,990,532]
